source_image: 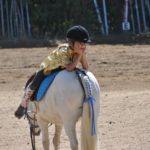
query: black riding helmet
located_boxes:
[66,25,90,43]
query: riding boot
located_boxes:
[14,87,34,119]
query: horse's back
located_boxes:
[53,70,100,107]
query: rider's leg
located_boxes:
[15,69,46,119]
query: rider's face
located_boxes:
[73,41,86,54]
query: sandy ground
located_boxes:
[0,44,150,150]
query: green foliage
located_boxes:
[1,0,150,40]
[29,0,99,38]
[106,0,124,33]
[28,0,150,39]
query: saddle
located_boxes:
[25,68,63,101]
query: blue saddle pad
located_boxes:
[36,70,61,101]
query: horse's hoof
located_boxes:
[14,105,25,119]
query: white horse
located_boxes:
[28,70,100,150]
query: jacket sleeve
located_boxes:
[40,44,73,75]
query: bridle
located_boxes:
[25,110,39,150]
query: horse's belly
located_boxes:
[37,110,63,125]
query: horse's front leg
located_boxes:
[53,124,63,150]
[38,118,49,150]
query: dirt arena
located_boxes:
[0,44,150,150]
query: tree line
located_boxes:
[0,0,150,40]
[29,0,125,38]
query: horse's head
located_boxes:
[26,102,41,136]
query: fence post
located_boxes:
[122,0,131,31]
[6,0,11,38]
[20,0,25,37]
[130,0,136,33]
[0,0,5,37]
[102,0,109,35]
[141,0,147,31]
[93,0,105,35]
[25,0,32,38]
[145,0,150,17]
[14,0,19,38]
[135,0,141,33]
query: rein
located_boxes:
[25,110,39,150]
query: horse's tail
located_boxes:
[81,101,97,150]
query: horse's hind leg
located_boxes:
[53,125,62,150]
[64,120,78,150]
